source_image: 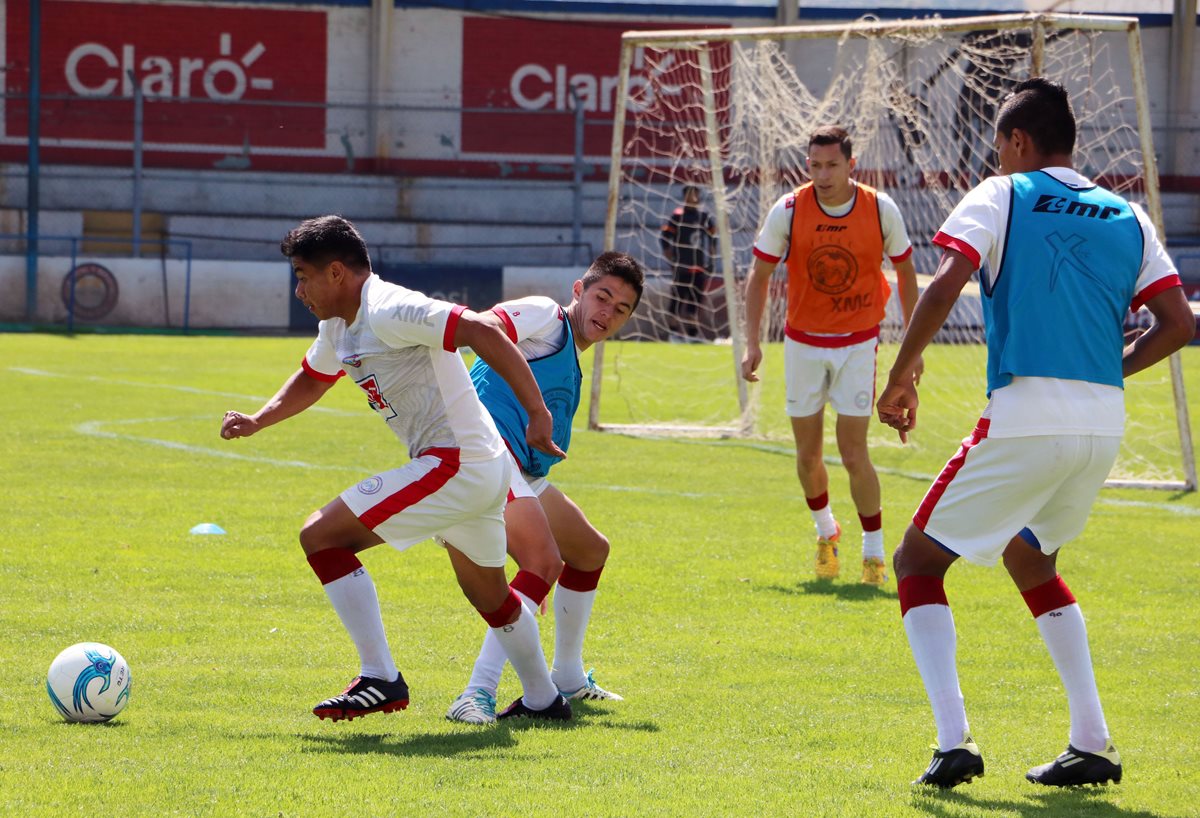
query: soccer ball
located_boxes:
[46,642,132,723]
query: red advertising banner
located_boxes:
[4,0,327,150]
[461,18,728,157]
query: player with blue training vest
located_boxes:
[876,78,1194,790]
[447,251,645,724]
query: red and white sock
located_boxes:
[464,571,549,696]
[1023,575,1110,752]
[899,575,969,751]
[807,492,839,540]
[860,510,884,559]
[551,563,604,693]
[480,589,557,711]
[308,549,398,683]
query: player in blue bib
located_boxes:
[877,78,1193,789]
[447,251,646,723]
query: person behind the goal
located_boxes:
[877,78,1195,789]
[741,125,921,586]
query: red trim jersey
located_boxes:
[302,274,506,462]
[754,181,913,346]
[932,166,1181,437]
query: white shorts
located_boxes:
[506,452,551,501]
[784,336,878,417]
[914,420,1120,566]
[340,448,511,568]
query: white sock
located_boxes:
[811,504,838,540]
[862,528,885,560]
[551,585,597,692]
[1036,603,1109,752]
[464,590,534,697]
[492,600,557,711]
[321,567,398,682]
[903,603,969,751]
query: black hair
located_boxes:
[581,251,646,309]
[809,125,852,160]
[996,77,1076,156]
[280,215,371,272]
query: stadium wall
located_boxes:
[0,1,1196,180]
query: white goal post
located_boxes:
[594,12,1196,492]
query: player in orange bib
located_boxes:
[741,125,922,586]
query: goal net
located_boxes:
[595,12,1196,491]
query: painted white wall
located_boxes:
[0,256,290,328]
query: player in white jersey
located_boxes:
[446,252,645,724]
[876,79,1194,789]
[220,215,574,723]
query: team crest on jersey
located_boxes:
[807,244,859,295]
[355,374,398,420]
[341,354,364,368]
[785,194,796,209]
[356,476,384,495]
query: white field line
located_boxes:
[75,417,365,472]
[8,366,359,416]
[16,366,1196,515]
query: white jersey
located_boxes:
[753,183,913,264]
[933,166,1180,438]
[489,295,572,359]
[302,274,506,462]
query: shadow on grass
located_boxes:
[299,728,522,758]
[297,709,659,757]
[911,786,1160,818]
[757,579,897,602]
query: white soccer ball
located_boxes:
[46,642,132,723]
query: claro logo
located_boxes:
[509,48,682,113]
[65,33,274,100]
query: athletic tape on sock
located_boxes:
[307,549,363,585]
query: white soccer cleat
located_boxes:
[558,669,624,702]
[445,687,497,724]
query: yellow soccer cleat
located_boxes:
[861,557,888,587]
[815,525,841,580]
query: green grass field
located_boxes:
[2,333,1198,817]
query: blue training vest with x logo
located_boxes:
[982,170,1143,395]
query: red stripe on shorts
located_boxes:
[357,448,461,530]
[913,418,990,531]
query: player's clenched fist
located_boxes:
[220,410,260,439]
[740,343,763,382]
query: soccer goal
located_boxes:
[593,12,1196,491]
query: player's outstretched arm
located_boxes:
[878,249,975,443]
[455,311,566,460]
[740,257,775,382]
[220,368,335,439]
[1123,285,1195,378]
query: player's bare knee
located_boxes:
[298,511,326,556]
[839,447,873,477]
[795,451,823,478]
[587,531,611,564]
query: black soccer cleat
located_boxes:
[496,693,573,722]
[313,673,410,722]
[913,734,985,789]
[1026,744,1122,787]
